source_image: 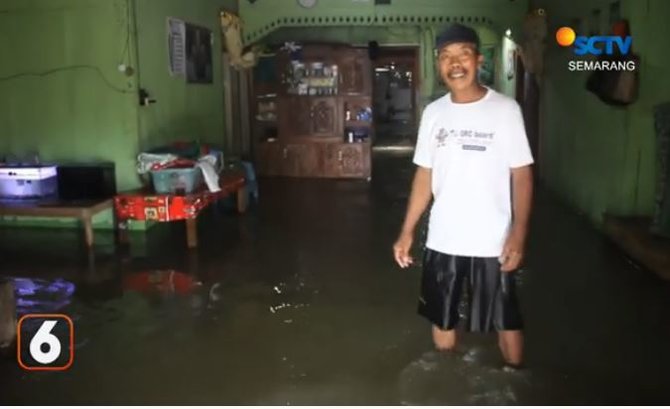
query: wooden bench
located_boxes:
[0,198,114,248]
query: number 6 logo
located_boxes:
[17,314,74,371]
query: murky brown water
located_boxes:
[1,152,669,405]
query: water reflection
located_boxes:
[123,270,201,296]
[12,277,76,314]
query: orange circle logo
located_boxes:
[556,27,576,46]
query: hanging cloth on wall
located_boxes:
[584,57,640,106]
[585,19,640,106]
[220,11,260,70]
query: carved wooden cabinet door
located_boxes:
[310,97,339,136]
[322,144,341,177]
[322,143,371,178]
[293,97,312,137]
[279,97,309,138]
[283,144,321,177]
[338,143,365,177]
[339,50,371,95]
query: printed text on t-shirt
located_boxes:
[435,127,496,151]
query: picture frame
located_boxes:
[185,24,214,84]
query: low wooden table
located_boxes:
[0,198,114,248]
[114,170,247,248]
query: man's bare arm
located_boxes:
[500,165,533,272]
[401,167,433,233]
[510,165,533,239]
[394,167,433,267]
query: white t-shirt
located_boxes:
[413,88,534,257]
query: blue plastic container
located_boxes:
[150,167,203,194]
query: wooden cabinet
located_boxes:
[254,44,372,180]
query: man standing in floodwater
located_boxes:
[393,23,534,369]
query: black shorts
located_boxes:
[418,248,523,332]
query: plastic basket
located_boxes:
[150,167,203,194]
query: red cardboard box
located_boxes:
[114,170,245,222]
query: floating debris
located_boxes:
[270,302,292,313]
[273,286,282,294]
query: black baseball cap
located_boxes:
[435,23,480,52]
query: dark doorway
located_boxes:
[516,54,540,176]
[371,47,419,149]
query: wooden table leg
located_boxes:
[186,218,198,248]
[83,217,94,248]
[237,185,248,214]
[117,219,130,246]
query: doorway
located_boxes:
[515,54,540,175]
[371,47,419,149]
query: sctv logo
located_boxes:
[556,27,632,56]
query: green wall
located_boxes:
[0,0,139,191]
[537,0,670,224]
[239,0,527,44]
[134,0,233,152]
[0,0,139,229]
[0,0,236,230]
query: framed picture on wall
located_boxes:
[167,18,186,76]
[506,48,516,81]
[185,24,213,84]
[478,45,496,87]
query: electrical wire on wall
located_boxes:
[0,0,135,95]
[0,66,133,94]
[118,0,133,67]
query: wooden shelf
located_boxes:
[254,44,372,179]
[344,120,373,127]
[282,136,343,144]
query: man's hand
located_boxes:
[393,232,414,268]
[499,230,525,273]
[394,167,432,269]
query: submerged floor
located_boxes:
[1,152,670,405]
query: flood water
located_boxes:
[1,152,669,405]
